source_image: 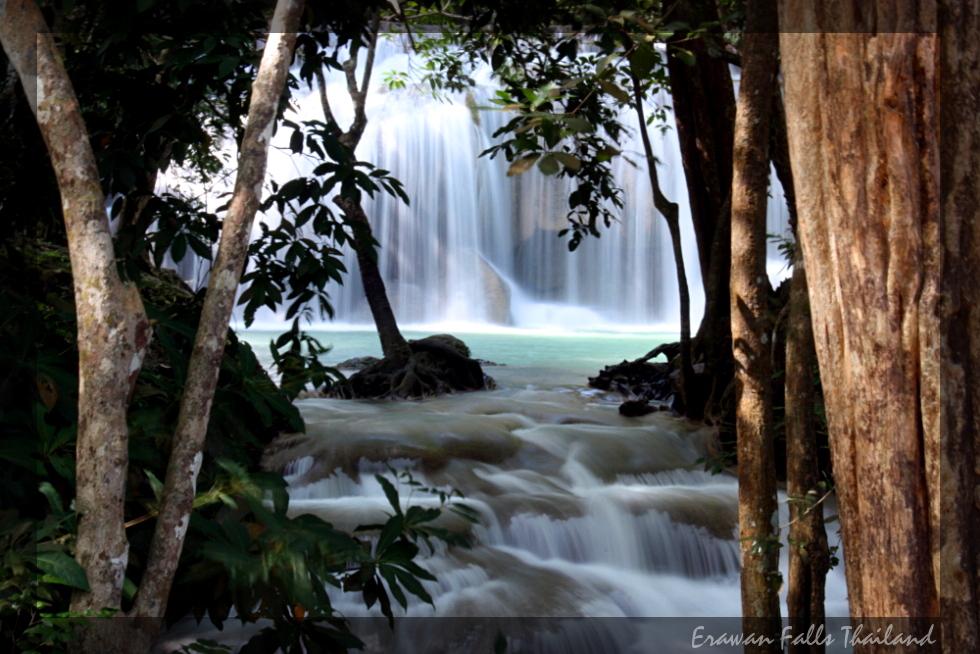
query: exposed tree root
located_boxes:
[340,336,495,399]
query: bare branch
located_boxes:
[360,10,381,96]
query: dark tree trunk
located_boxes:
[317,12,412,366]
[939,0,980,650]
[337,197,411,364]
[774,53,829,650]
[665,0,737,420]
[730,0,781,650]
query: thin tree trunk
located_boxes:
[133,0,305,631]
[779,6,940,648]
[628,67,696,417]
[730,1,781,649]
[666,0,736,282]
[939,0,980,649]
[0,0,151,615]
[315,11,411,364]
[785,250,829,654]
[336,197,412,363]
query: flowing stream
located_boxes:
[159,359,849,653]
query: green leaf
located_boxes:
[378,566,407,609]
[171,233,187,263]
[218,56,239,78]
[376,516,403,557]
[0,439,42,475]
[34,551,90,591]
[146,113,172,136]
[506,153,540,177]
[391,566,434,607]
[563,117,593,133]
[537,154,560,176]
[289,129,304,155]
[553,152,581,172]
[375,475,403,517]
[38,482,68,520]
[598,80,631,104]
[672,48,696,67]
[146,468,165,503]
[629,44,660,80]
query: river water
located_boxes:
[158,331,849,653]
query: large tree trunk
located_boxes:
[729,1,781,650]
[938,0,980,649]
[779,5,940,649]
[0,0,151,615]
[133,0,306,636]
[665,0,737,420]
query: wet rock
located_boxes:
[619,400,656,417]
[409,334,470,358]
[335,356,382,370]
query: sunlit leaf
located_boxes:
[553,152,581,171]
[506,153,541,177]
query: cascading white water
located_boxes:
[246,38,792,332]
[158,368,848,653]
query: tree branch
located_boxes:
[133,0,306,624]
[314,67,336,127]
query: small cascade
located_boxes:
[259,369,846,646]
[157,367,849,653]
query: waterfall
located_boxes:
[237,38,792,332]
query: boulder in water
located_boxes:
[335,334,496,399]
[335,356,382,370]
[409,334,471,358]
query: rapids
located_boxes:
[157,366,849,654]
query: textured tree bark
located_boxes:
[0,0,151,616]
[938,0,980,650]
[729,1,781,650]
[779,5,940,648]
[772,58,830,650]
[133,0,306,629]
